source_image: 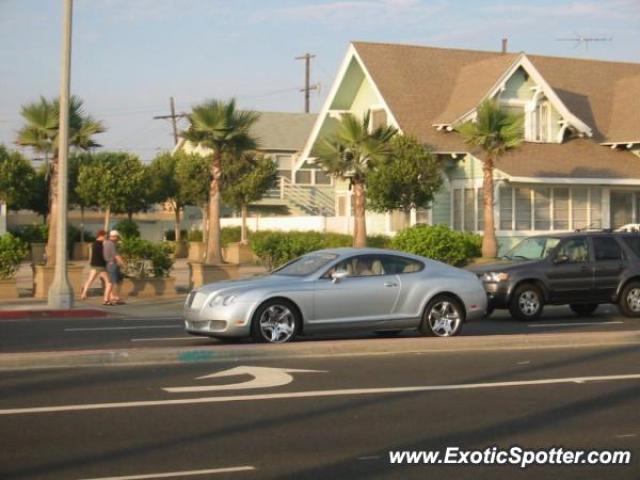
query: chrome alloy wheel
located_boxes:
[518,290,540,316]
[427,301,461,337]
[626,288,640,313]
[258,304,296,343]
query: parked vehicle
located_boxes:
[469,231,640,321]
[184,248,487,343]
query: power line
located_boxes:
[152,97,188,146]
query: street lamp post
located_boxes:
[48,0,74,309]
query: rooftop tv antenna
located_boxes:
[556,32,612,51]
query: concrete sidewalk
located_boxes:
[0,295,186,320]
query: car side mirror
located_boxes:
[331,271,349,284]
[554,254,569,265]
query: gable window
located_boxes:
[370,109,387,130]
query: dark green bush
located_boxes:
[391,224,481,266]
[164,229,188,241]
[221,226,242,246]
[0,234,28,279]
[113,219,140,239]
[9,224,48,243]
[250,231,391,269]
[119,238,173,278]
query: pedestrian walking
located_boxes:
[80,229,112,302]
[103,229,126,305]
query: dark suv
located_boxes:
[469,231,640,321]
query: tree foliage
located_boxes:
[221,151,277,210]
[367,135,443,213]
[0,145,35,210]
[77,152,151,218]
[175,152,210,208]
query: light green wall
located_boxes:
[501,67,535,100]
[331,58,365,110]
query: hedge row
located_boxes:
[0,234,29,279]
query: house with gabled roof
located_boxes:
[297,41,640,250]
[175,111,338,216]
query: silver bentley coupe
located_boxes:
[184,248,487,343]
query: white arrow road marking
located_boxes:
[163,366,326,393]
[1,373,640,416]
[77,466,255,480]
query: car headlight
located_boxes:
[483,272,510,283]
[209,294,239,307]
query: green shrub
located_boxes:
[9,224,48,243]
[221,226,242,246]
[249,230,392,269]
[391,224,481,266]
[0,234,28,279]
[119,238,173,278]
[164,229,188,241]
[187,229,203,242]
[113,219,140,239]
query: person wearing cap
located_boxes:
[80,229,112,302]
[103,230,126,305]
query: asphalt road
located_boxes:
[0,305,639,353]
[1,346,639,479]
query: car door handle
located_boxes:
[384,282,398,287]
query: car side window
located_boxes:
[380,255,423,274]
[593,237,624,261]
[555,238,590,263]
[324,255,386,278]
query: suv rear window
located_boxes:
[622,237,640,258]
[593,237,624,261]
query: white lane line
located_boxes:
[130,337,200,342]
[615,433,637,438]
[77,466,255,480]
[2,373,639,416]
[65,326,183,332]
[528,321,624,328]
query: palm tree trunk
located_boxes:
[205,152,224,264]
[201,205,208,247]
[80,206,85,243]
[482,157,498,258]
[45,156,59,267]
[240,204,248,244]
[103,206,110,231]
[352,180,367,248]
[174,206,182,255]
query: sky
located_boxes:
[1,0,639,162]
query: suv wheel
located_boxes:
[618,282,640,318]
[569,304,598,316]
[509,284,544,321]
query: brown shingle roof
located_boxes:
[352,41,640,145]
[495,139,640,179]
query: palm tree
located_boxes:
[181,99,259,264]
[456,99,523,258]
[16,96,105,266]
[314,111,397,248]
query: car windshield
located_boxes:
[503,236,561,261]
[272,253,339,277]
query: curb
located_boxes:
[1,330,639,371]
[0,309,110,320]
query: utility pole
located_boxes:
[153,97,186,146]
[49,0,74,308]
[295,53,317,113]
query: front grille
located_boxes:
[187,320,227,331]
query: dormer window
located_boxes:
[531,101,551,142]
